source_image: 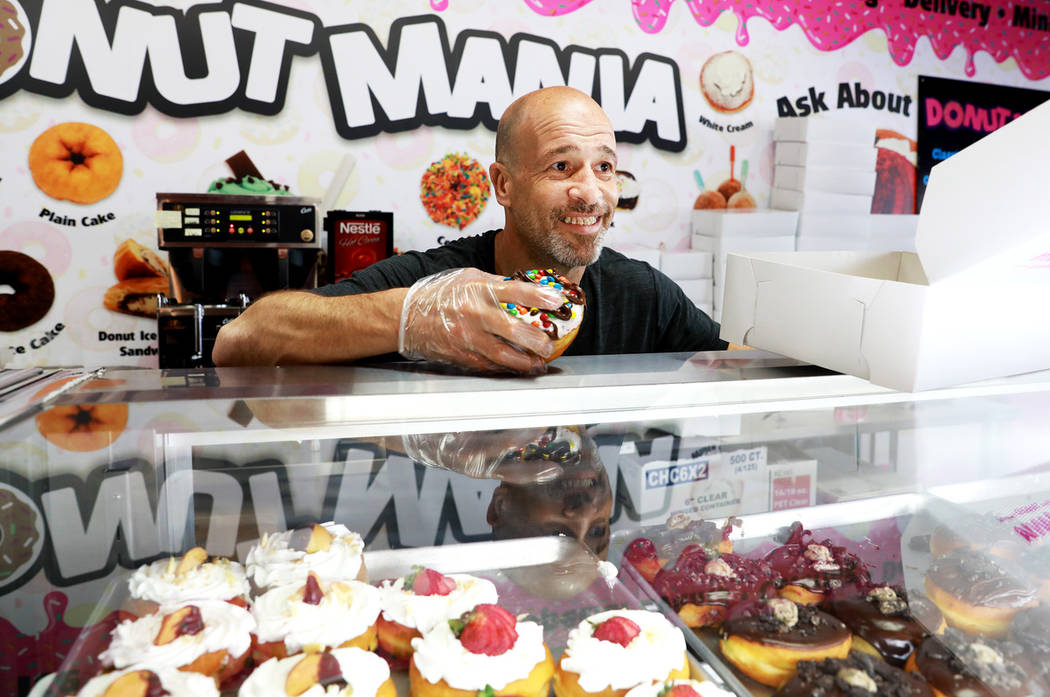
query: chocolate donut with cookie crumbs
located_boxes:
[502,269,585,362]
[776,651,934,697]
[824,586,945,667]
[924,550,1037,637]
[719,598,852,687]
[907,628,1038,697]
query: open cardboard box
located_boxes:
[721,99,1050,392]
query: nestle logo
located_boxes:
[340,221,383,235]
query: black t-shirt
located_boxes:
[314,230,727,355]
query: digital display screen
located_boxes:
[229,214,253,221]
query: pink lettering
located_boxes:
[1016,523,1039,543]
[925,97,942,128]
[944,101,964,129]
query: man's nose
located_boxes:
[567,168,603,207]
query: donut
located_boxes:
[33,376,129,452]
[28,122,124,204]
[1010,605,1050,687]
[0,0,28,82]
[924,550,1038,637]
[501,269,585,362]
[616,170,640,210]
[553,609,689,697]
[824,586,944,667]
[700,51,754,114]
[907,628,1037,697]
[0,220,74,275]
[624,678,735,697]
[718,598,852,687]
[240,648,395,697]
[420,152,490,229]
[872,128,918,215]
[716,179,742,201]
[0,485,42,586]
[928,514,1020,559]
[777,652,934,697]
[113,239,168,280]
[650,547,781,629]
[131,108,200,163]
[0,250,54,331]
[763,524,871,605]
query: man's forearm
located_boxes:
[212,288,408,366]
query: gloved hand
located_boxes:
[401,428,566,483]
[398,268,566,373]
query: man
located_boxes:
[213,86,726,372]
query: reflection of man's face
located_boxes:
[487,450,613,559]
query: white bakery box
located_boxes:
[721,97,1050,392]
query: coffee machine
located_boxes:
[155,193,322,368]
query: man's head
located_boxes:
[490,87,618,273]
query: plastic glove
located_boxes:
[398,268,566,373]
[401,428,567,483]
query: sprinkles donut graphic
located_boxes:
[0,483,45,589]
[0,0,30,85]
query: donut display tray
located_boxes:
[610,495,929,697]
[28,536,712,697]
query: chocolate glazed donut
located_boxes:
[0,251,55,331]
[924,551,1038,637]
[777,652,934,697]
[824,588,944,667]
[912,629,1037,697]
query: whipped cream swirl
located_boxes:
[253,579,381,653]
[411,617,547,690]
[625,679,734,697]
[75,667,220,697]
[246,522,364,590]
[378,573,498,632]
[239,647,390,697]
[129,556,250,606]
[560,609,686,691]
[101,600,255,670]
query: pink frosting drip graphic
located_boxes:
[0,591,132,694]
[502,0,1050,80]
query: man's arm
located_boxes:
[212,287,407,366]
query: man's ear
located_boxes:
[489,161,513,207]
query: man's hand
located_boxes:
[398,268,565,373]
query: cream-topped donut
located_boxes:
[253,576,381,654]
[129,553,249,607]
[410,614,548,691]
[625,679,735,697]
[239,647,393,697]
[101,600,255,671]
[378,572,498,632]
[557,609,688,694]
[75,667,220,697]
[246,522,365,590]
[501,269,586,362]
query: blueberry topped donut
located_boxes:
[764,523,871,605]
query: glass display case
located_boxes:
[2,350,1049,697]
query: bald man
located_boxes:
[213,87,725,371]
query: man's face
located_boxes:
[503,99,619,269]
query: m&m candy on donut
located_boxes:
[502,269,586,362]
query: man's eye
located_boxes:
[551,162,568,172]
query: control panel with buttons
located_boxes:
[156,193,321,249]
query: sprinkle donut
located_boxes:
[0,484,43,588]
[501,269,585,362]
[0,251,55,331]
[0,0,29,84]
[419,153,490,229]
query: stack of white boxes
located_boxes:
[771,117,878,250]
[690,211,798,322]
[659,249,715,317]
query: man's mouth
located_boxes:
[560,215,599,226]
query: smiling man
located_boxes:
[213,86,726,371]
